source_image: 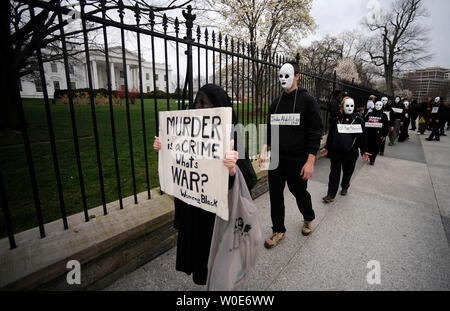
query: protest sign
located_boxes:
[158,107,232,221]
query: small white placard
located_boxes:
[365,122,383,128]
[432,107,439,114]
[384,111,390,121]
[392,108,403,114]
[337,124,363,133]
[270,113,301,126]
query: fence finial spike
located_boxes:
[134,3,141,23]
[163,13,168,32]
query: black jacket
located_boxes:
[365,110,389,138]
[325,113,368,156]
[267,87,323,161]
[429,102,446,121]
[389,102,406,126]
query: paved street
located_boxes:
[105,129,450,291]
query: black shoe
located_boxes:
[369,162,375,166]
[441,134,447,136]
[379,152,384,156]
[436,139,440,141]
[322,196,335,203]
[425,138,433,141]
[340,189,348,196]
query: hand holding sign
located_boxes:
[223,139,238,176]
[153,136,161,151]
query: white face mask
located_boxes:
[435,97,440,104]
[404,101,409,108]
[375,101,383,111]
[381,97,388,105]
[343,98,355,115]
[395,97,401,104]
[279,64,295,91]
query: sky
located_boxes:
[300,0,450,69]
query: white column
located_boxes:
[91,60,99,89]
[110,62,116,90]
[135,67,139,90]
[126,64,131,91]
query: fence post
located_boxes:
[183,5,196,109]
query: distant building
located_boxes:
[404,67,450,102]
[20,46,172,98]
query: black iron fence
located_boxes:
[1,0,389,250]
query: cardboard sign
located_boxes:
[365,122,383,128]
[158,108,232,221]
[432,107,439,114]
[392,108,403,114]
[270,113,301,126]
[337,124,363,133]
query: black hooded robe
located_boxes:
[174,84,256,285]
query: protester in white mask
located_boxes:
[260,61,323,248]
[426,96,445,141]
[320,97,370,203]
[388,96,405,146]
[364,101,389,165]
[398,99,411,143]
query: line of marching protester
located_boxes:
[148,59,449,290]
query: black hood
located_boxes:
[192,84,237,125]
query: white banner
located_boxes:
[337,124,363,134]
[270,113,301,126]
[392,108,403,114]
[158,108,233,221]
[365,122,383,128]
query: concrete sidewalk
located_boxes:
[105,129,450,291]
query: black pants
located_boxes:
[327,152,358,198]
[398,119,410,142]
[379,139,386,154]
[268,159,315,233]
[440,121,446,135]
[367,134,382,163]
[428,121,441,140]
[410,113,417,130]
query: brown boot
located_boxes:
[302,220,314,236]
[264,232,285,249]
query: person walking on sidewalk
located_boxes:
[259,61,323,249]
[426,97,445,142]
[439,98,448,136]
[388,96,405,146]
[379,97,390,155]
[320,97,370,203]
[410,99,419,131]
[365,101,389,165]
[398,99,411,143]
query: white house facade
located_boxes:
[20,46,173,98]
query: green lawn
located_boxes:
[0,97,269,238]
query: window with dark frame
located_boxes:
[146,73,150,80]
[155,74,159,81]
[51,63,57,73]
[35,79,43,92]
[53,81,60,91]
[69,64,74,75]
